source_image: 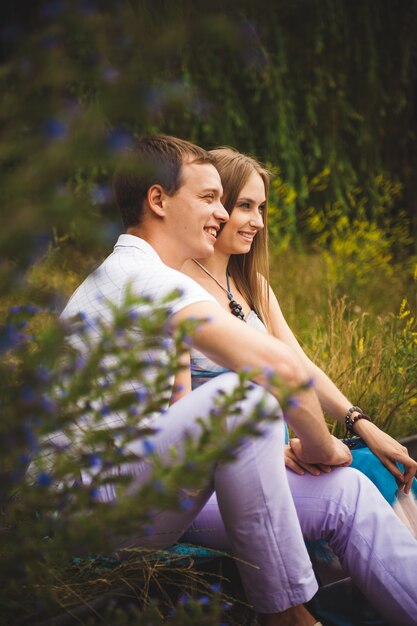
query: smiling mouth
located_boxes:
[238,231,256,241]
[204,227,218,238]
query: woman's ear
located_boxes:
[147,184,166,217]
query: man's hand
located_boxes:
[284,442,333,476]
[289,435,352,468]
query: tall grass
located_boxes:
[270,249,417,437]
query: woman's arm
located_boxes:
[266,284,417,491]
[170,347,192,405]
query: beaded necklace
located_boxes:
[192,259,245,321]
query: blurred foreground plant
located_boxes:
[0,289,295,625]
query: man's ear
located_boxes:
[147,184,166,217]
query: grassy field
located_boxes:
[270,248,417,438]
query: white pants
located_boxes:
[96,373,417,623]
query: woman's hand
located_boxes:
[284,442,333,476]
[353,420,417,494]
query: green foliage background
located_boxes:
[1,1,417,623]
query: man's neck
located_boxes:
[126,227,185,270]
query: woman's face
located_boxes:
[215,170,266,256]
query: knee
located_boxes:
[325,466,383,514]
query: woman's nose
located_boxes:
[250,211,264,229]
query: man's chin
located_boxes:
[195,244,215,259]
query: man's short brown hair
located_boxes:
[113,134,215,229]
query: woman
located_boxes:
[182,146,417,515]
[179,147,417,622]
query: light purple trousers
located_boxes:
[102,373,417,624]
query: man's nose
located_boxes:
[214,200,229,223]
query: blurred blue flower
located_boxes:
[43,118,67,140]
[178,592,190,606]
[128,310,139,321]
[262,366,275,378]
[21,386,36,402]
[23,422,38,451]
[0,325,25,350]
[36,472,53,487]
[86,454,102,469]
[74,356,86,372]
[91,183,112,205]
[143,439,155,455]
[198,595,210,605]
[102,65,120,84]
[179,498,192,510]
[286,396,300,409]
[100,405,111,416]
[41,395,56,413]
[135,389,149,402]
[210,582,221,592]
[89,487,100,500]
[107,130,134,152]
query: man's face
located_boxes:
[164,161,228,262]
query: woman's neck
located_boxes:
[194,250,230,283]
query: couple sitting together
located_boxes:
[60,134,417,626]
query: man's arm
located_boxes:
[173,301,351,468]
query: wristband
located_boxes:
[344,406,372,439]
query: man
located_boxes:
[61,134,417,626]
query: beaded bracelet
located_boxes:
[344,406,372,439]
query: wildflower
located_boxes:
[135,389,149,403]
[89,487,101,501]
[399,299,410,319]
[86,454,102,469]
[262,366,275,379]
[21,386,36,402]
[100,405,111,416]
[286,396,300,409]
[198,595,210,605]
[36,366,51,382]
[143,440,155,455]
[210,582,221,593]
[106,130,134,152]
[41,395,56,413]
[43,118,67,140]
[179,498,192,511]
[36,472,53,487]
[101,65,119,84]
[178,593,191,606]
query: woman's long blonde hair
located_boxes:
[210,147,271,330]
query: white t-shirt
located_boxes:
[61,234,215,334]
[58,234,216,435]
